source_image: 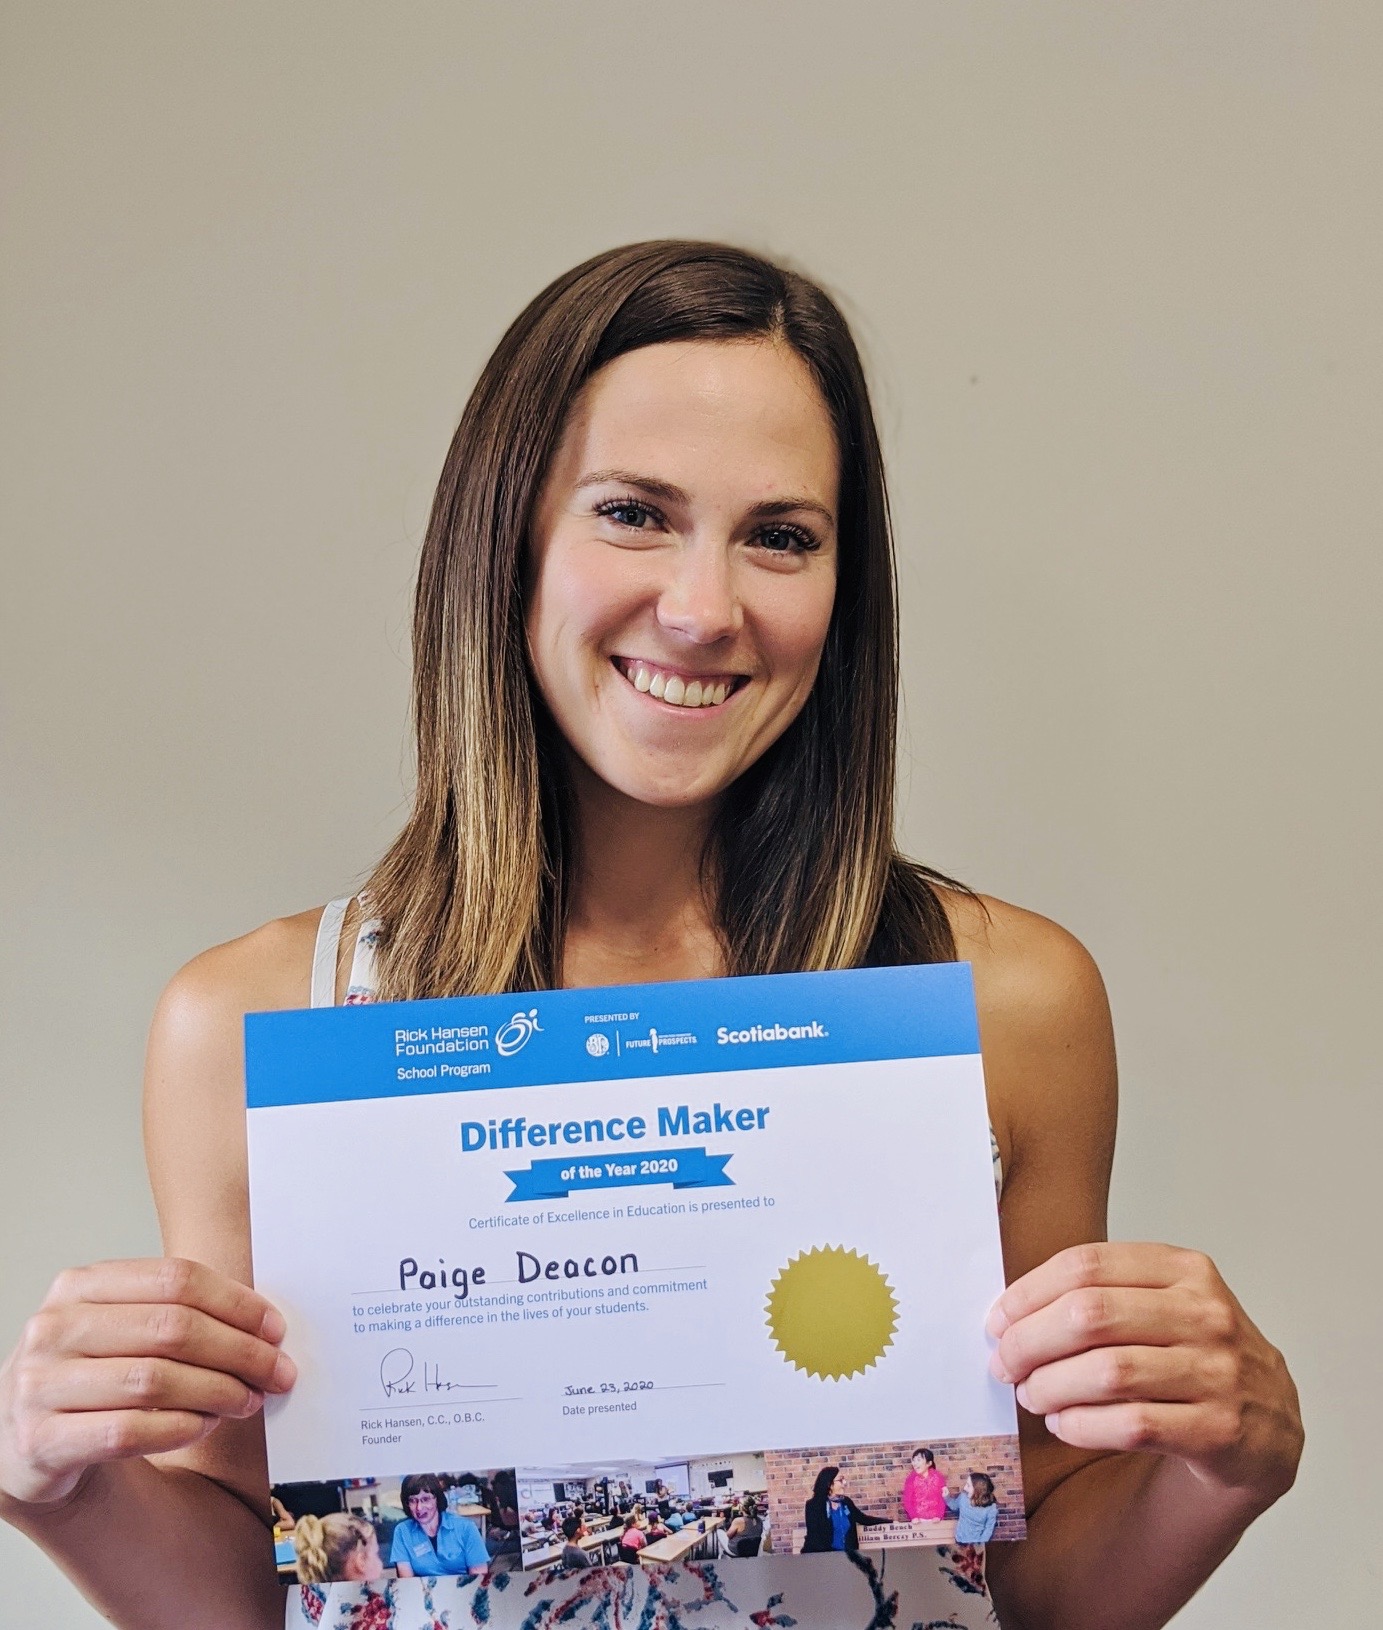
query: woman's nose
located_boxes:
[656,540,743,644]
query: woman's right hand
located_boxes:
[0,1257,295,1508]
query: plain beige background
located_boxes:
[2,4,1379,1624]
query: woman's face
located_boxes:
[344,1530,383,1581]
[408,1488,439,1526]
[527,338,839,811]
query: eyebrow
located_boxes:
[574,468,835,528]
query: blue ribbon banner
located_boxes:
[505,1145,733,1202]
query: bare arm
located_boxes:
[953,896,1302,1629]
[0,913,323,1630]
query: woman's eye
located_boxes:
[754,524,818,554]
[596,498,657,529]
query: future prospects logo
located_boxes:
[495,1008,543,1058]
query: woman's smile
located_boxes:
[610,655,745,710]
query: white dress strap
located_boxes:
[344,907,383,1003]
[310,897,351,1008]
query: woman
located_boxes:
[483,1467,520,1562]
[901,1447,948,1523]
[802,1467,888,1554]
[388,1473,488,1579]
[616,1510,648,1564]
[0,241,1302,1628]
[291,1512,382,1585]
[718,1494,764,1557]
[945,1473,1000,1547]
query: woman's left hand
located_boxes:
[987,1242,1303,1504]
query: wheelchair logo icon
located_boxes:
[495,1008,543,1058]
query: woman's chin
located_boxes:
[578,751,741,812]
[608,777,728,813]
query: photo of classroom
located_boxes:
[269,1466,520,1583]
[515,1453,768,1569]
[763,1436,1024,1556]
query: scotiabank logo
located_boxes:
[495,1008,542,1057]
[716,1020,828,1045]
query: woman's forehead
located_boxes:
[554,339,838,504]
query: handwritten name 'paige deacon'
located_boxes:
[459,1099,770,1152]
[397,1250,643,1296]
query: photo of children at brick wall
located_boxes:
[269,1466,520,1583]
[763,1435,1024,1555]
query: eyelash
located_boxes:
[593,496,821,555]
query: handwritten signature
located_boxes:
[377,1348,491,1398]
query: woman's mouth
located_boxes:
[611,656,745,710]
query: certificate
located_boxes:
[246,963,1024,1580]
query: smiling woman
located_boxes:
[528,340,839,807]
[364,242,959,1001]
[0,242,1302,1630]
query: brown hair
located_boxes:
[400,1472,449,1513]
[292,1512,376,1584]
[968,1472,996,1507]
[365,240,962,999]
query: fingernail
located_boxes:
[272,1352,297,1390]
[985,1304,1010,1338]
[989,1353,1013,1384]
[1045,1412,1062,1437]
[241,1388,265,1417]
[260,1307,287,1343]
[1015,1382,1030,1410]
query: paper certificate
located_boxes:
[246,963,1024,1581]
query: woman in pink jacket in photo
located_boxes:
[901,1448,949,1522]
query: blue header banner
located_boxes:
[245,961,979,1111]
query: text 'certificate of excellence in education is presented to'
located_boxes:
[245,963,1026,1580]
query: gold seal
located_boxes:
[764,1245,899,1381]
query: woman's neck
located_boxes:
[561,767,723,989]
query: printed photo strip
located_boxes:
[270,1435,1022,1583]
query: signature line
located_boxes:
[360,1397,524,1412]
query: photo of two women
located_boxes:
[271,1470,519,1584]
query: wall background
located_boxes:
[2,3,1379,1624]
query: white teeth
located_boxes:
[620,661,736,707]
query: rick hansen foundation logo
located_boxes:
[495,1008,542,1058]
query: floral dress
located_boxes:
[285,901,1006,1630]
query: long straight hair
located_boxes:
[365,241,961,1000]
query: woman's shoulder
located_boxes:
[153,906,329,1032]
[937,888,1117,1201]
[142,907,338,1266]
[939,888,1107,1022]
